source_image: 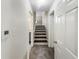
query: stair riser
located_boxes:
[35,32,46,33]
[34,36,47,38]
[34,40,47,42]
[34,43,48,45]
[34,34,46,35]
[34,34,46,36]
[35,31,46,32]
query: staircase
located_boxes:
[29,25,54,59]
[34,25,48,45]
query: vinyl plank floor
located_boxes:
[29,45,54,59]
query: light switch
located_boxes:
[4,30,9,35]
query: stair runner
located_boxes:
[34,25,48,45]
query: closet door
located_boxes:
[65,8,78,58]
[54,8,78,59]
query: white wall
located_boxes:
[1,0,33,59]
[47,15,54,47]
[42,12,48,27]
[35,11,42,25]
[35,11,48,27]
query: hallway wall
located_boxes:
[35,11,48,27]
[42,12,48,28]
[35,11,42,25]
[1,0,33,59]
[47,14,54,47]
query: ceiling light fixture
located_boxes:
[36,0,47,8]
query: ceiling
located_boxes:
[30,0,54,12]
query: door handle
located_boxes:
[54,41,57,44]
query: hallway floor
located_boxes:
[29,45,54,59]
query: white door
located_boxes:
[54,15,66,59]
[54,8,78,59]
